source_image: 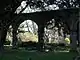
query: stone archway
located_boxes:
[10,15,45,51]
[4,8,79,51]
[44,19,65,44]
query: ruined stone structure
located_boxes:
[0,0,80,51]
[12,8,79,51]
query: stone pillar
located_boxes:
[0,26,8,51]
[70,14,77,51]
[0,27,4,51]
[70,32,77,51]
[38,25,44,51]
[12,24,18,49]
[78,8,80,47]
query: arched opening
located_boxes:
[5,20,38,50]
[44,18,71,52]
[5,25,13,46]
[17,20,38,50]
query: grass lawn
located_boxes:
[0,49,77,60]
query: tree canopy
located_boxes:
[4,0,80,14]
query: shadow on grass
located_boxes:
[0,48,77,60]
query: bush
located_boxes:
[18,41,37,49]
[4,40,10,45]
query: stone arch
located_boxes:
[9,15,40,49]
[5,8,79,50]
[15,15,39,26]
[14,15,44,50]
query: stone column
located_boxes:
[70,14,77,51]
[70,31,77,51]
[0,26,8,51]
[38,25,44,51]
[12,24,18,49]
[78,8,80,47]
[0,27,4,51]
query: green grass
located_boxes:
[0,49,77,60]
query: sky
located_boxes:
[19,20,38,33]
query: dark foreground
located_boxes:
[0,48,77,60]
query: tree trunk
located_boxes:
[32,21,36,35]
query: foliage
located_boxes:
[18,0,80,11]
[44,19,66,44]
[1,0,80,29]
[65,37,70,45]
[4,40,10,45]
[17,32,38,42]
